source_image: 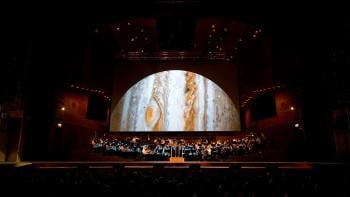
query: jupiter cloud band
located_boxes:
[110,70,240,131]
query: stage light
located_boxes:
[294,123,299,128]
[57,123,63,128]
[61,107,66,111]
[211,24,215,28]
[290,106,295,111]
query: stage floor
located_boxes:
[1,161,346,170]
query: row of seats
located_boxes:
[1,164,349,196]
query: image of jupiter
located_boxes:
[111,70,240,131]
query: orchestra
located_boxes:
[90,133,265,161]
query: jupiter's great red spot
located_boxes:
[145,106,153,124]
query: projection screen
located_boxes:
[110,70,240,131]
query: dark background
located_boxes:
[2,1,350,160]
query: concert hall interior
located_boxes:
[1,1,350,196]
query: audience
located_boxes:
[0,164,349,196]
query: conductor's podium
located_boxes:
[169,157,185,163]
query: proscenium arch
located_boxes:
[110,69,241,131]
